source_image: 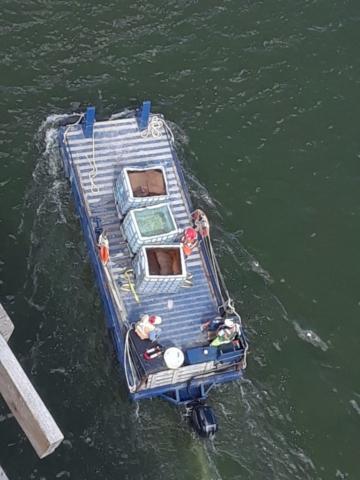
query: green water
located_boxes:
[1,0,360,478]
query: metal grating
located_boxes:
[146,361,215,389]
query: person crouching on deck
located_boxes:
[210,319,240,346]
[135,314,162,342]
[201,318,241,347]
[181,227,198,257]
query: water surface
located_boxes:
[1,0,360,478]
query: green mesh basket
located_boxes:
[134,205,176,237]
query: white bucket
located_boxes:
[164,347,184,369]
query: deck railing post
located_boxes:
[82,106,96,138]
[137,101,151,130]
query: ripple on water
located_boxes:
[2,0,358,473]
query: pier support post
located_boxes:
[137,101,151,130]
[0,466,9,479]
[0,305,14,342]
[0,304,64,460]
[82,106,96,138]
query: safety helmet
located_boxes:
[149,315,162,325]
[224,319,235,328]
[184,227,197,243]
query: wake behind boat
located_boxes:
[57,102,248,437]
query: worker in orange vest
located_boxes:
[181,227,198,257]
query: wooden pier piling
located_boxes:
[0,303,64,476]
[0,305,14,342]
[0,466,9,480]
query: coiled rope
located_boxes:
[194,213,248,368]
[124,324,138,393]
[140,115,175,143]
[63,114,84,144]
[204,232,242,324]
[87,127,99,195]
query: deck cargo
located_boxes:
[115,166,169,215]
[122,203,178,254]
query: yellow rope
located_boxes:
[123,269,140,303]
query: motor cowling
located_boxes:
[191,404,218,439]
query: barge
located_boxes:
[57,102,248,437]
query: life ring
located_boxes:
[192,209,210,238]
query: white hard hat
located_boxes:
[224,319,234,328]
[149,315,162,325]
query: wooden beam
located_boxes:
[0,465,9,480]
[0,305,14,342]
[0,334,64,458]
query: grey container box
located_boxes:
[133,245,187,295]
[114,166,170,216]
[122,203,179,254]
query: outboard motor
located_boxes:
[191,404,218,439]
